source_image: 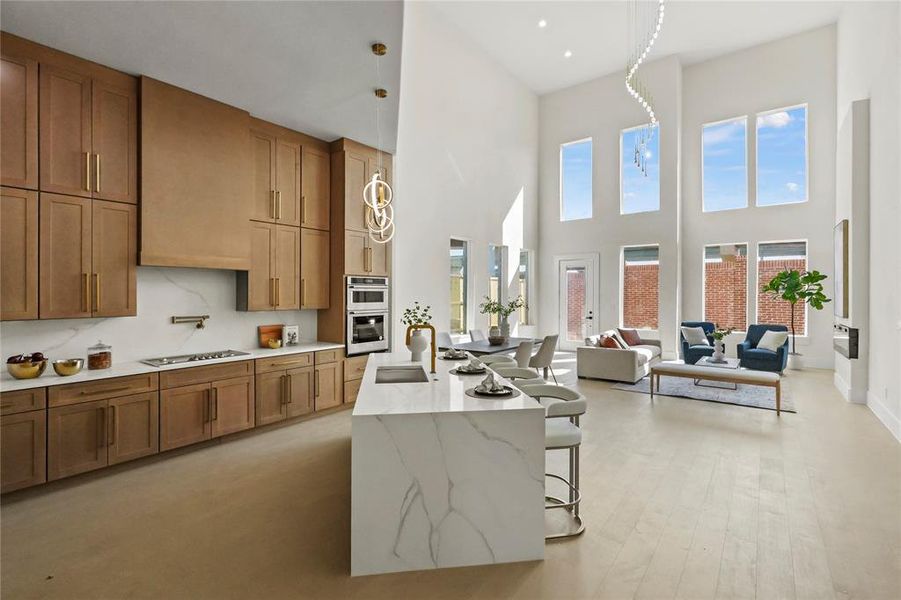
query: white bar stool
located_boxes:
[490,365,545,390]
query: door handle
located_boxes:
[95,154,101,193]
[301,195,305,224]
[83,273,90,312]
[275,278,280,307]
[287,374,293,404]
[205,390,211,423]
[269,278,275,307]
[276,191,282,219]
[314,370,320,398]
[93,273,101,314]
[108,405,116,447]
[85,152,92,192]
[301,278,305,307]
[97,407,106,449]
[212,388,218,421]
[271,190,276,219]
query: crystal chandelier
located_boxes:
[364,42,394,244]
[625,0,665,176]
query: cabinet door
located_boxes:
[255,370,287,426]
[1,187,38,320]
[92,79,137,203]
[1,53,38,189]
[344,378,363,405]
[286,366,314,418]
[92,199,137,317]
[1,410,46,493]
[39,64,92,198]
[345,230,367,276]
[314,361,343,411]
[275,139,301,226]
[48,399,108,481]
[369,239,390,277]
[108,392,158,466]
[301,146,329,230]
[344,152,368,232]
[249,129,276,223]
[160,383,211,451]
[275,225,300,310]
[211,376,254,438]
[247,221,276,310]
[301,228,329,309]
[39,193,92,318]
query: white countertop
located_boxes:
[0,340,344,393]
[352,351,544,417]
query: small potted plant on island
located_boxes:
[761,268,830,370]
[709,325,734,363]
[401,302,433,362]
[479,295,526,344]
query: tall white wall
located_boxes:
[392,1,539,348]
[537,56,683,357]
[836,1,901,440]
[682,26,838,369]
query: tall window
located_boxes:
[756,105,807,206]
[560,138,592,221]
[488,244,506,326]
[622,245,659,329]
[621,125,660,214]
[703,243,748,331]
[757,241,808,334]
[518,250,531,325]
[449,239,468,334]
[703,117,748,212]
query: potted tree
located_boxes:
[761,268,830,369]
[479,295,526,344]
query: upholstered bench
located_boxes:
[649,362,783,414]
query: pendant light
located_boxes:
[364,42,394,244]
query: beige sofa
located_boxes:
[577,331,662,383]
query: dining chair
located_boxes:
[529,334,559,383]
[513,340,534,368]
[437,331,454,350]
[491,365,544,390]
[479,354,517,366]
[469,329,486,342]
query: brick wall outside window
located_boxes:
[623,264,659,329]
[704,256,749,331]
[757,258,807,334]
[566,270,585,340]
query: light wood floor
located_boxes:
[2,359,899,599]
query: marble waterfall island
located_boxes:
[351,352,546,576]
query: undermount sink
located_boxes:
[375,366,430,384]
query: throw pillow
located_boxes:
[599,335,622,349]
[617,328,642,347]
[681,326,709,346]
[757,330,789,352]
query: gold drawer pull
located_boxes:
[80,386,132,396]
[85,152,91,191]
[95,154,101,193]
[83,273,90,312]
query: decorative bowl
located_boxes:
[7,360,47,380]
[52,358,84,377]
[487,336,506,346]
[267,338,283,349]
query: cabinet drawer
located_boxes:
[344,355,368,381]
[1,387,47,415]
[344,378,362,405]
[160,361,253,389]
[255,352,313,374]
[315,348,344,365]
[49,373,159,408]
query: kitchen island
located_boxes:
[351,352,546,576]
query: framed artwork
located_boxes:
[283,325,300,346]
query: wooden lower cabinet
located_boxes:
[108,392,158,465]
[160,383,211,451]
[255,370,287,426]
[48,399,107,480]
[344,378,362,405]
[1,409,46,493]
[314,361,343,411]
[287,366,314,417]
[211,376,255,437]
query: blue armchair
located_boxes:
[737,324,789,372]
[680,321,715,365]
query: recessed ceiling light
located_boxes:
[538,19,547,28]
[564,50,573,58]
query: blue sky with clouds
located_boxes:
[561,140,593,220]
[703,117,748,211]
[621,125,660,213]
[756,106,807,206]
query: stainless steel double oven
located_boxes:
[345,276,389,355]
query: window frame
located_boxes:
[755,238,809,335]
[559,137,593,222]
[518,249,533,326]
[619,244,660,331]
[488,244,508,327]
[449,237,470,335]
[755,103,809,208]
[701,115,749,213]
[701,241,749,332]
[619,123,661,215]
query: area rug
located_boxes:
[612,375,795,413]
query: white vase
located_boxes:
[407,329,429,362]
[710,339,726,363]
[787,353,803,370]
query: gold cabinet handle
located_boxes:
[314,369,320,398]
[301,278,305,307]
[277,191,282,220]
[93,273,101,314]
[280,374,287,406]
[212,388,218,421]
[271,190,276,220]
[83,273,90,312]
[269,278,274,308]
[108,405,116,447]
[97,407,106,448]
[301,195,305,224]
[85,152,91,192]
[275,277,280,307]
[95,154,101,193]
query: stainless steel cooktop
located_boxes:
[141,350,250,367]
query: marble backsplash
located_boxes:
[0,267,319,363]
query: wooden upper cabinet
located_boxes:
[301,146,330,230]
[140,77,251,270]
[344,152,369,232]
[1,187,38,320]
[211,376,255,438]
[345,229,367,276]
[369,239,390,277]
[1,410,46,493]
[92,200,137,317]
[1,52,38,190]
[276,140,301,226]
[275,225,300,310]
[250,129,276,223]
[240,221,276,311]
[91,78,137,204]
[39,193,92,319]
[301,228,329,309]
[40,64,92,198]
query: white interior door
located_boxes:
[558,259,596,350]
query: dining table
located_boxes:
[450,337,542,355]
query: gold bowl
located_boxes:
[7,360,47,380]
[267,339,283,349]
[52,358,84,377]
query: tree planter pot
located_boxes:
[787,353,803,370]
